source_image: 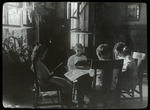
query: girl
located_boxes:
[114,43,138,91]
[67,43,87,70]
[67,43,92,108]
[89,44,120,108]
[31,43,74,108]
[89,44,119,91]
[89,44,112,90]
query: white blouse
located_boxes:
[67,54,87,71]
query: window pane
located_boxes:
[8,5,21,25]
[22,2,27,25]
[71,3,77,17]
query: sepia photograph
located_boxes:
[2,2,147,109]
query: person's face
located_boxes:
[75,47,83,56]
[40,50,47,60]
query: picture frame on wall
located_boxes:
[45,2,56,9]
[125,3,140,21]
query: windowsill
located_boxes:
[70,30,93,34]
[3,24,33,29]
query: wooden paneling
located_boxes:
[94,24,147,53]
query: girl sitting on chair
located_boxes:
[67,43,93,108]
[89,44,122,108]
[113,42,138,91]
[31,42,74,108]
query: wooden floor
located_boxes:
[3,76,148,109]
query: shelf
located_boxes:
[3,24,33,30]
[70,30,93,34]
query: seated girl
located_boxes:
[113,42,138,91]
[89,44,121,107]
[89,44,119,90]
[67,43,87,70]
[31,43,74,108]
[67,43,93,108]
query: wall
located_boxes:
[97,2,147,26]
[95,2,147,53]
[37,2,70,68]
[56,2,67,19]
[124,3,147,25]
[34,2,67,42]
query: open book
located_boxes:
[64,69,90,81]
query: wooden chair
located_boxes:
[121,52,146,105]
[90,59,124,108]
[32,60,63,109]
[72,80,77,100]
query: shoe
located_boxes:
[75,104,85,109]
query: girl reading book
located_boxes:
[67,43,92,108]
[31,43,74,108]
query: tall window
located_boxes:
[68,2,89,49]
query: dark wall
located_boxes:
[38,16,70,72]
[94,2,147,53]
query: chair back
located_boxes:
[91,59,124,92]
[32,60,40,95]
[132,52,146,78]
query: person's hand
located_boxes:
[89,69,94,77]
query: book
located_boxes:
[75,60,91,66]
[64,69,90,81]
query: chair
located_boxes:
[121,52,146,104]
[90,59,124,108]
[73,60,91,100]
[32,60,63,109]
[72,80,77,100]
[66,50,79,100]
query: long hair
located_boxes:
[115,42,131,57]
[31,42,48,71]
[113,42,125,59]
[96,44,110,60]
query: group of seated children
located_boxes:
[31,42,138,108]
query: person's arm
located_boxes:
[83,55,88,61]
[36,62,54,81]
[122,56,132,76]
[67,56,76,70]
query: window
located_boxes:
[3,2,28,51]
[71,2,78,18]
[3,2,27,26]
[68,2,89,49]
